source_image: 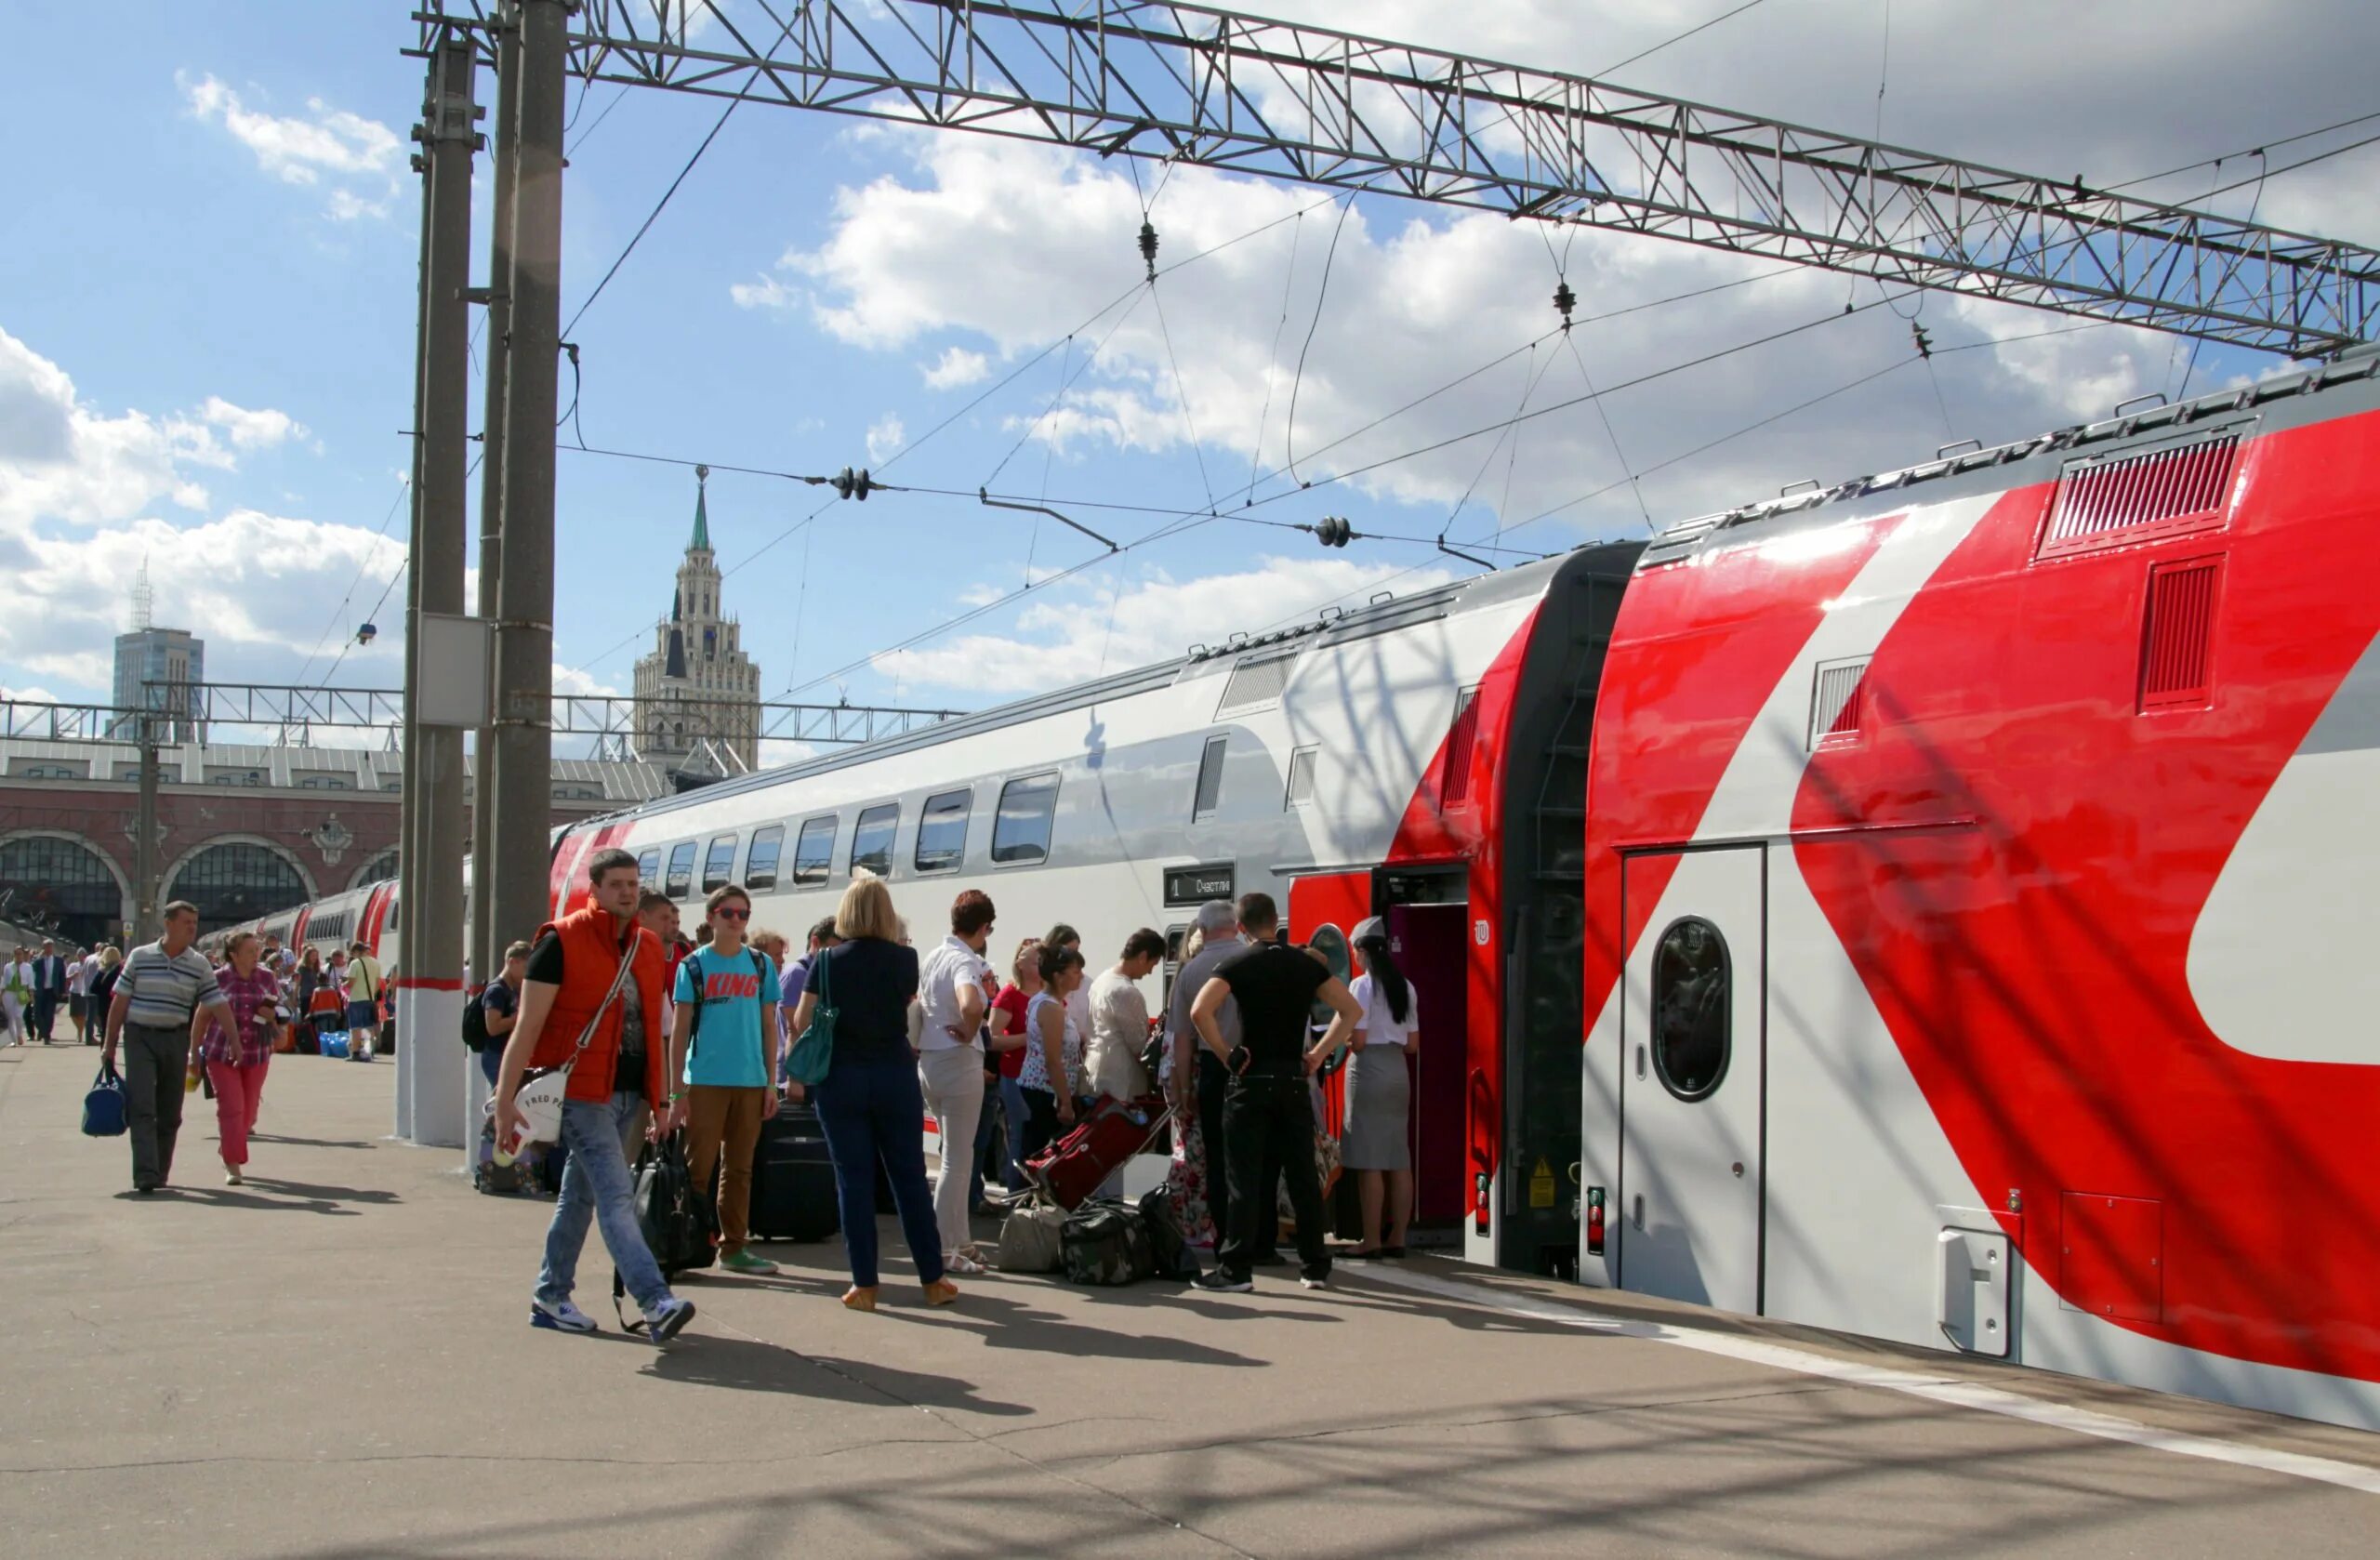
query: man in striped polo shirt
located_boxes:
[103,901,233,1194]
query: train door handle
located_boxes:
[1635,1044,1646,1081]
[1632,1193,1645,1231]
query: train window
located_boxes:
[1192,735,1227,822]
[1650,917,1731,1102]
[746,826,784,892]
[915,788,971,873]
[637,848,662,888]
[1285,746,1318,809]
[701,834,739,893]
[1305,922,1352,1027]
[851,804,899,879]
[991,773,1061,866]
[666,842,696,901]
[792,816,838,886]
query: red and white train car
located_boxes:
[252,344,2380,1429]
[1579,346,2380,1429]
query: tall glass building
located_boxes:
[109,627,205,742]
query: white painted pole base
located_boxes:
[400,988,468,1148]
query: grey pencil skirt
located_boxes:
[1340,1045,1410,1171]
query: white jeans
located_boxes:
[918,1044,985,1258]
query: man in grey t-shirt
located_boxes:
[104,901,232,1193]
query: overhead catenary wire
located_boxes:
[1283,195,1357,486]
[552,192,1349,682]
[1593,0,1770,80]
[558,7,801,342]
[763,291,1912,702]
[292,477,412,687]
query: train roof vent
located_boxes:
[2139,557,2221,711]
[1808,657,1871,748]
[1214,649,1301,717]
[2038,428,2242,561]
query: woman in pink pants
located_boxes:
[192,932,278,1185]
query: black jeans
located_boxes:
[1218,1073,1329,1282]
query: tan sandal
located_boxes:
[840,1286,879,1312]
[922,1277,960,1307]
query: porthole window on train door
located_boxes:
[1305,922,1351,1028]
[1650,917,1730,1101]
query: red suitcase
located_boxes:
[1025,1095,1170,1210]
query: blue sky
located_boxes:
[4,1,2373,754]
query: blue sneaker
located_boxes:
[641,1295,695,1345]
[530,1297,597,1333]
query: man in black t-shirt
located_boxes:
[1188,892,1363,1292]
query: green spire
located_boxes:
[690,464,711,552]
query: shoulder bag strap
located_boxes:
[682,951,705,1058]
[562,932,642,1076]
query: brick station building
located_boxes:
[0,740,667,948]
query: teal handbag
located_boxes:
[785,946,836,1087]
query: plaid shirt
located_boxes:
[200,965,280,1067]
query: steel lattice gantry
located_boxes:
[410,0,2380,355]
[0,685,961,747]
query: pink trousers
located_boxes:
[205,1058,270,1166]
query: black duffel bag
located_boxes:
[1061,1198,1156,1287]
[615,1132,718,1329]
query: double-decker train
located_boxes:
[238,345,2380,1430]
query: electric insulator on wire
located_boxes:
[1315,515,1355,549]
[832,466,874,501]
[1554,279,1577,328]
[1139,218,1159,282]
[1911,323,1935,359]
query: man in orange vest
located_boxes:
[493,847,695,1343]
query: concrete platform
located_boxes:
[3,1040,2374,1559]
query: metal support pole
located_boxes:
[397,50,435,1142]
[469,9,521,1002]
[400,33,480,1149]
[490,0,566,966]
[133,715,160,943]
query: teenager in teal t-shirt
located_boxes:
[663,885,781,1275]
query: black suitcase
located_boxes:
[749,1103,840,1242]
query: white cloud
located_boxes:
[871,554,1453,695]
[920,346,991,390]
[181,73,404,220]
[551,664,623,699]
[729,274,799,312]
[0,327,310,529]
[865,414,906,465]
[199,397,306,454]
[0,508,404,692]
[757,738,818,770]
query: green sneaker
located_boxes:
[719,1249,779,1276]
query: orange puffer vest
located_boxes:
[530,906,667,1104]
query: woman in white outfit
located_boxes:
[1340,918,1421,1258]
[917,891,998,1276]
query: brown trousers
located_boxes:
[684,1085,767,1256]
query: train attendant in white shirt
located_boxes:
[1340,918,1421,1258]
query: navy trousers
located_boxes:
[812,1051,946,1289]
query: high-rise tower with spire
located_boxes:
[630,468,761,771]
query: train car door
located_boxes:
[1619,846,1765,1315]
[1386,900,1469,1228]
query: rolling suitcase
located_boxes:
[1024,1094,1169,1210]
[748,1101,840,1241]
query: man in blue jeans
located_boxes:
[494,848,694,1343]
